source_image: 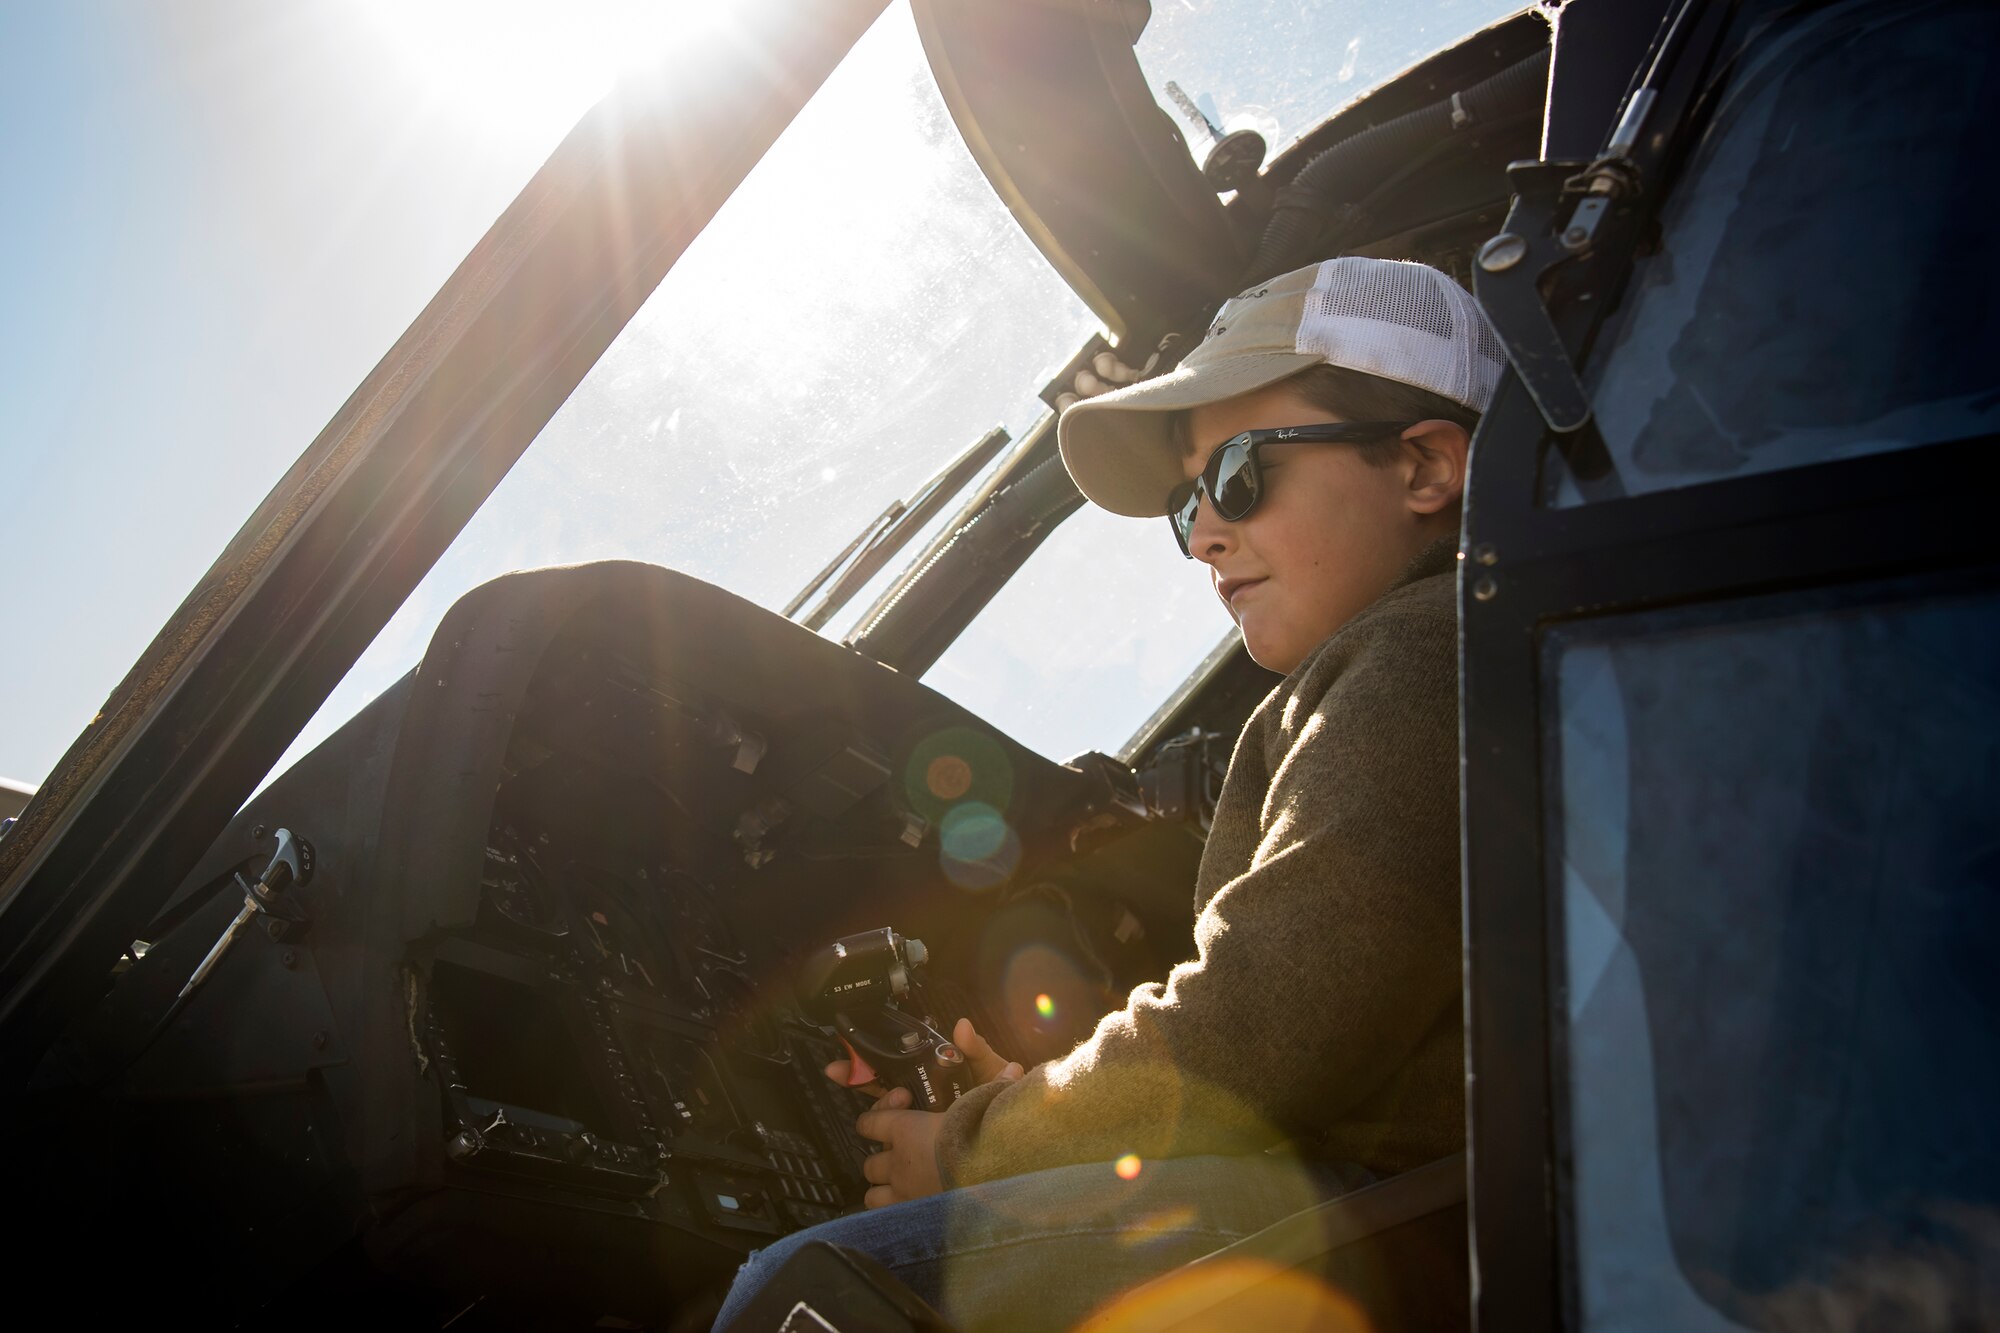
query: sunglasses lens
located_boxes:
[1209,441,1259,521]
[1166,482,1198,555]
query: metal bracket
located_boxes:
[1472,160,1599,435]
[1473,68,1658,434]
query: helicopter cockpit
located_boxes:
[4,0,1996,1329]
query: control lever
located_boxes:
[102,828,315,1084]
[178,828,315,1002]
[797,928,968,1112]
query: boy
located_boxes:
[715,257,1505,1330]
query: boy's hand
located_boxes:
[828,1018,1024,1209]
[821,1017,1023,1098]
[854,1088,942,1208]
[952,1017,1024,1086]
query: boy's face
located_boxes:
[1182,380,1467,674]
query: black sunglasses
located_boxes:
[1166,421,1420,558]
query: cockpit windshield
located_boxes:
[275,4,1100,772]
[1134,0,1529,161]
[273,0,1531,774]
[3,1,1531,791]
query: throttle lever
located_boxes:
[799,927,969,1111]
[836,1034,878,1088]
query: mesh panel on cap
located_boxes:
[1318,259,1457,338]
[1294,258,1506,410]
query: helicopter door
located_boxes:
[1463,0,2000,1328]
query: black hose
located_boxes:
[1246,47,1551,282]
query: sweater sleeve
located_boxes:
[933,586,1462,1187]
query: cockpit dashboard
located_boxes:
[23,561,1242,1325]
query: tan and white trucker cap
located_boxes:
[1058,257,1506,517]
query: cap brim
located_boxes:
[1057,350,1321,516]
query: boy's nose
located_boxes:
[1187,494,1236,562]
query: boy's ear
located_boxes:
[1400,420,1471,516]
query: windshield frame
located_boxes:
[0,0,890,1084]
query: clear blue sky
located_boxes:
[0,0,1521,790]
[0,0,588,786]
[0,0,1132,787]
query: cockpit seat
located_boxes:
[1076,1153,1468,1331]
[720,1154,1468,1331]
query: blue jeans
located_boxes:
[712,1152,1371,1332]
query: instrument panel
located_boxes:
[428,815,868,1237]
[26,560,1214,1324]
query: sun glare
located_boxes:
[357,0,733,143]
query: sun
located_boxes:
[355,0,737,145]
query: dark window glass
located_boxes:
[1545,582,2000,1329]
[1546,0,2000,506]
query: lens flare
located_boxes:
[1115,1153,1143,1181]
[355,0,744,143]
[940,802,1009,860]
[926,754,974,800]
[1034,993,1056,1020]
[1089,1259,1374,1333]
[938,802,1021,889]
[1119,1204,1200,1249]
[904,727,1015,821]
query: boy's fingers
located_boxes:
[954,1017,997,1070]
[855,1104,917,1145]
[953,1017,1017,1085]
[853,1090,912,1147]
[1000,1061,1024,1082]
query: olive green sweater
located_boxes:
[936,539,1464,1185]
